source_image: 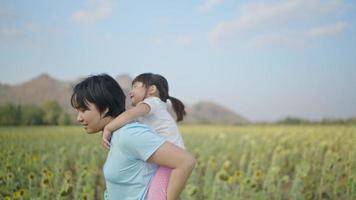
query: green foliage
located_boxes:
[0,103,20,125]
[277,116,312,124]
[42,100,63,125]
[277,116,356,125]
[58,112,71,126]
[0,101,72,126]
[19,104,44,125]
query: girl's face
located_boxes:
[129,81,147,106]
[76,102,109,133]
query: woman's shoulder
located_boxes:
[113,122,165,154]
[119,122,151,131]
[115,122,154,140]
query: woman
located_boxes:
[70,74,195,200]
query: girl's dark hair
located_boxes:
[71,74,126,118]
[133,73,186,122]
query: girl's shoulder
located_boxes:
[144,96,163,104]
[142,97,166,114]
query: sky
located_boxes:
[0,0,355,122]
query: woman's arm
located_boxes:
[147,142,196,200]
[102,103,150,149]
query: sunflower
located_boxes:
[41,178,49,187]
[217,170,229,181]
[27,172,35,181]
[7,172,14,181]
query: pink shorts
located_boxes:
[147,166,172,200]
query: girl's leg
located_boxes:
[147,166,172,200]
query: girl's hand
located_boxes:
[102,128,112,150]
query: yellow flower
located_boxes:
[254,170,263,179]
[46,171,54,179]
[244,178,251,185]
[13,191,21,199]
[223,160,232,171]
[234,170,242,178]
[19,189,25,197]
[7,172,14,181]
[42,168,48,175]
[64,170,72,178]
[217,170,229,181]
[66,178,71,184]
[28,172,35,181]
[251,183,257,189]
[41,178,49,187]
[31,155,39,162]
[82,194,88,200]
[4,196,11,200]
[209,157,217,169]
[60,186,73,197]
[227,176,234,185]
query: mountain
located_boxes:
[115,74,133,110]
[0,74,248,124]
[0,73,74,114]
[184,102,248,124]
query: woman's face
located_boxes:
[76,102,108,134]
[129,81,147,106]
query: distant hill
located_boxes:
[185,101,248,124]
[0,74,74,114]
[0,74,248,124]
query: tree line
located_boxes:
[275,116,356,125]
[0,100,72,126]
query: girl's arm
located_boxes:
[147,142,196,200]
[102,103,150,149]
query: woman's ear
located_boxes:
[101,108,109,117]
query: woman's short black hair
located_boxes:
[71,74,126,118]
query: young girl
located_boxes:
[102,72,186,200]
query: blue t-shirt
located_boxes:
[103,122,166,200]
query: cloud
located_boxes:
[150,34,193,47]
[309,22,347,37]
[25,23,42,33]
[150,36,165,45]
[198,0,224,12]
[250,32,308,49]
[209,0,346,47]
[0,22,47,38]
[0,27,22,37]
[73,0,113,25]
[175,35,193,46]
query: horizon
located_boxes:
[1,72,355,122]
[1,0,356,121]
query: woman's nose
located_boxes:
[77,113,83,122]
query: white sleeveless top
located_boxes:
[138,96,185,149]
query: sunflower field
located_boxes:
[0,125,355,200]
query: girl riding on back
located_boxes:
[102,72,186,200]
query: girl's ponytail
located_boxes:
[133,73,186,121]
[168,96,186,122]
